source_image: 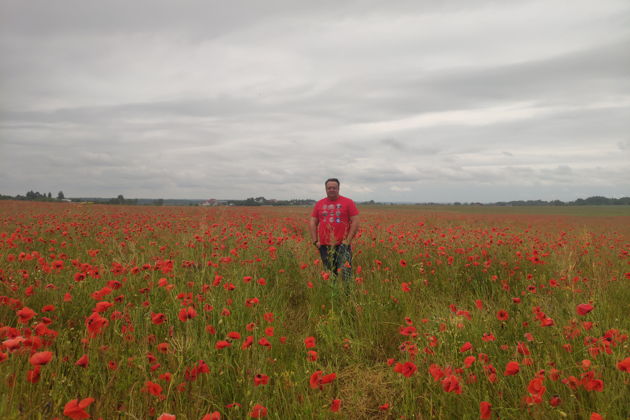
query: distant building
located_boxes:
[201,199,228,206]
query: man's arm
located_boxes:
[309,216,320,246]
[344,215,359,245]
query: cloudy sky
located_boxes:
[1,0,629,203]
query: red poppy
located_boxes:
[178,306,197,322]
[479,401,492,419]
[393,361,417,378]
[304,336,316,349]
[460,342,473,353]
[249,404,267,418]
[496,310,509,321]
[617,357,630,372]
[29,351,53,366]
[549,395,561,407]
[330,399,342,412]
[576,303,594,316]
[310,370,337,389]
[215,340,231,350]
[27,366,41,383]
[504,361,520,376]
[17,307,36,324]
[441,375,462,394]
[157,414,176,420]
[200,413,221,420]
[254,374,269,386]
[151,313,166,324]
[143,381,163,396]
[63,397,95,420]
[75,354,89,368]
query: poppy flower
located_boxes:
[249,404,267,418]
[157,414,176,420]
[178,306,197,322]
[504,361,520,376]
[330,399,342,412]
[151,313,166,324]
[460,342,473,353]
[441,375,462,394]
[29,351,53,366]
[75,354,89,368]
[63,397,95,419]
[16,307,36,324]
[201,413,221,420]
[27,366,41,383]
[310,370,337,389]
[617,357,630,372]
[254,374,269,386]
[393,361,417,378]
[496,310,509,321]
[304,336,316,349]
[479,401,492,419]
[143,381,163,396]
[576,303,594,316]
[215,340,231,350]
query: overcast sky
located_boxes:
[1,0,629,203]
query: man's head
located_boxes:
[325,178,340,200]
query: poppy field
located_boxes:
[0,201,629,419]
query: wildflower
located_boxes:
[29,351,53,366]
[17,307,36,324]
[504,361,520,376]
[151,313,166,325]
[441,375,462,394]
[304,336,316,349]
[157,414,176,420]
[143,381,163,396]
[75,354,89,368]
[576,303,594,316]
[249,404,267,418]
[63,397,95,420]
[496,310,509,321]
[330,399,342,412]
[310,370,337,389]
[178,306,197,322]
[254,374,269,386]
[479,401,492,419]
[394,361,417,378]
[617,357,630,372]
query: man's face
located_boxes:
[325,181,340,200]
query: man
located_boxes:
[310,178,359,282]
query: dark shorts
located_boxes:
[318,244,352,282]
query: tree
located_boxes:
[57,191,65,200]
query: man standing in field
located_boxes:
[310,178,359,283]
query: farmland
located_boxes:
[0,201,629,419]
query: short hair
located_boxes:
[325,178,340,187]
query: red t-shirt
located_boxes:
[311,196,359,245]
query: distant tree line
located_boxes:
[491,196,630,206]
[226,197,316,206]
[1,190,67,201]
[1,191,628,206]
